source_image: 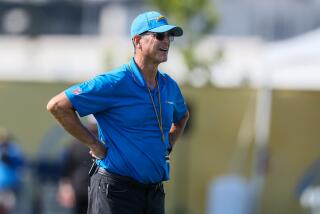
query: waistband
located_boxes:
[97,167,163,191]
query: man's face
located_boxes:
[138,32,173,64]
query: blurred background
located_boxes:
[1,0,320,213]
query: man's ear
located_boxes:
[133,35,141,48]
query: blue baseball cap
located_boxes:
[130,11,183,38]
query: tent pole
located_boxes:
[251,86,272,214]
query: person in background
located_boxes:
[0,128,25,214]
[57,120,97,214]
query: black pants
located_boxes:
[87,168,165,214]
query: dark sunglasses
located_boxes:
[140,32,174,42]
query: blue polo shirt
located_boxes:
[65,58,187,184]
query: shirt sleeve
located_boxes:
[172,81,188,123]
[65,74,116,117]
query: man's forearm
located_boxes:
[55,110,97,146]
[47,92,106,158]
[169,111,189,149]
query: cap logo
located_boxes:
[157,15,166,22]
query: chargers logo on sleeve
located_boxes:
[72,87,82,95]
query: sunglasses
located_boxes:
[140,32,174,42]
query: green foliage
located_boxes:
[146,0,217,38]
[145,0,222,77]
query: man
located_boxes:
[47,11,189,214]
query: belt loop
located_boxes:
[88,160,98,177]
[155,183,161,192]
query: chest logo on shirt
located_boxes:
[73,87,82,95]
[166,101,174,105]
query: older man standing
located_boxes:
[47,11,189,214]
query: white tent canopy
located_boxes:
[212,28,320,90]
[264,28,320,90]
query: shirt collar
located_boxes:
[128,57,166,88]
[128,57,145,87]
